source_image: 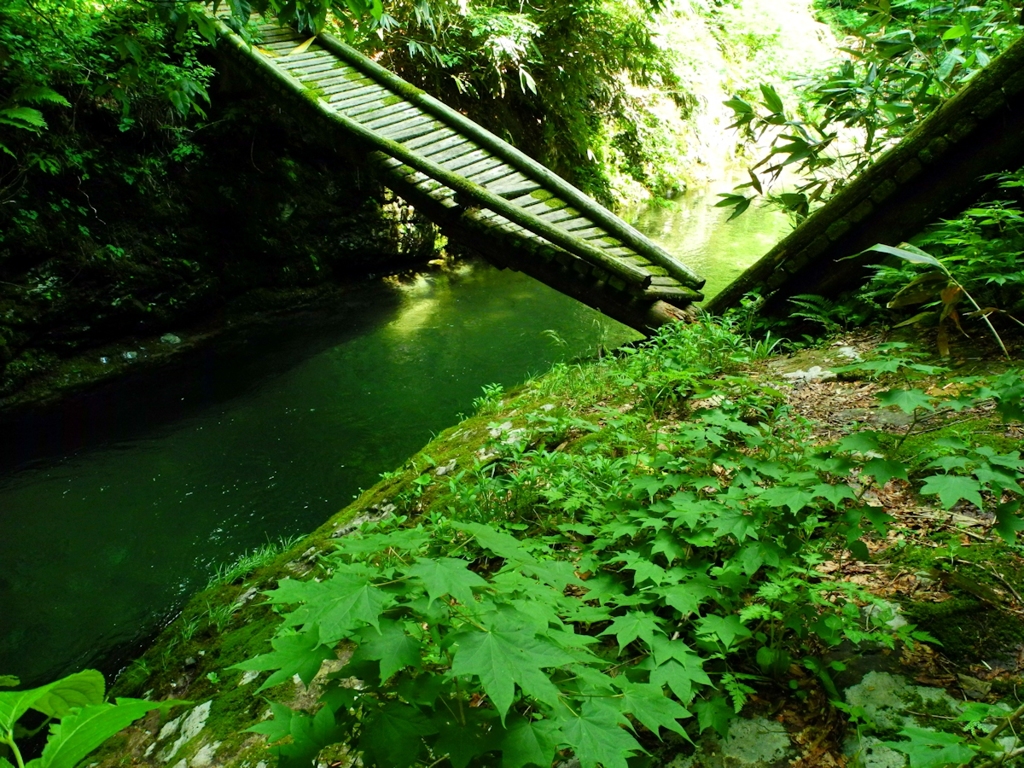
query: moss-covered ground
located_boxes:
[81,321,1024,768]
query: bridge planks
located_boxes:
[212,14,706,329]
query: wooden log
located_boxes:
[312,31,704,290]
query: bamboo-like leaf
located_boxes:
[289,37,317,56]
[893,310,938,328]
[864,243,945,269]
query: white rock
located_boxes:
[159,700,212,762]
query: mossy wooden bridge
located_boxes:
[211,14,705,332]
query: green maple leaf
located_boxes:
[759,485,814,514]
[920,474,984,510]
[273,705,347,768]
[353,620,423,683]
[834,431,882,455]
[696,614,751,650]
[994,500,1024,543]
[233,627,335,691]
[861,459,909,486]
[885,726,976,768]
[306,573,389,643]
[433,711,496,768]
[500,717,562,768]
[878,388,934,414]
[359,702,436,768]
[649,530,688,565]
[559,702,643,768]
[695,695,734,737]
[616,681,691,737]
[711,508,758,541]
[407,557,486,606]
[455,522,537,565]
[811,482,857,506]
[656,577,716,616]
[612,552,668,586]
[599,613,663,650]
[451,628,572,721]
[649,659,710,705]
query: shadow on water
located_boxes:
[0,288,402,474]
[0,262,638,686]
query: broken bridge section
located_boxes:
[210,14,706,333]
[706,35,1024,316]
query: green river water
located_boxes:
[0,192,790,686]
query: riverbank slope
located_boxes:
[89,319,1024,768]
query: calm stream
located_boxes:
[0,190,788,686]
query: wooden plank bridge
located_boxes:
[209,14,705,332]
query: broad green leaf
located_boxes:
[811,482,857,506]
[865,243,944,269]
[353,620,422,683]
[0,670,105,731]
[994,501,1024,543]
[406,557,485,607]
[759,485,814,514]
[649,659,710,705]
[558,702,642,768]
[834,431,882,455]
[617,681,691,737]
[885,725,976,768]
[0,676,19,688]
[710,508,758,541]
[232,627,334,691]
[451,629,571,721]
[695,615,751,650]
[275,705,346,768]
[246,701,296,742]
[878,388,934,414]
[36,698,180,768]
[694,696,734,737]
[920,474,983,510]
[500,717,562,768]
[942,25,969,40]
[657,579,716,616]
[359,702,435,768]
[1,757,14,768]
[432,711,494,768]
[455,522,537,565]
[861,459,909,486]
[599,613,662,650]
[306,572,388,642]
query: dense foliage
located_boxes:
[236,320,1024,767]
[719,0,1024,219]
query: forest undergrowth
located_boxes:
[217,315,1024,768]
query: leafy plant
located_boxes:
[222,321,1024,767]
[0,670,180,768]
[719,1,1023,219]
[861,242,1023,358]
